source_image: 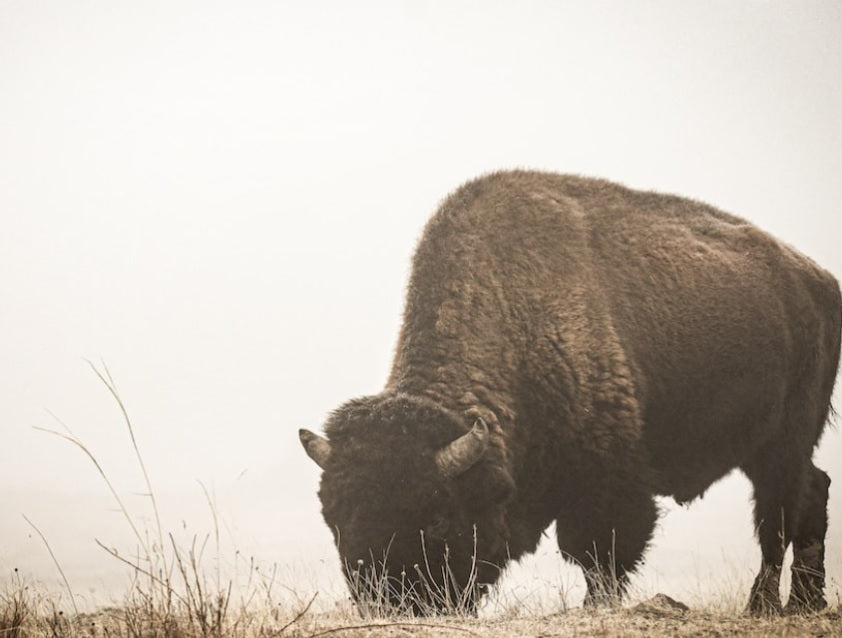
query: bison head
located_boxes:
[299,394,514,615]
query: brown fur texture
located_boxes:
[303,170,841,613]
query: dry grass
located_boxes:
[2,577,841,638]
[4,364,840,637]
[339,528,488,618]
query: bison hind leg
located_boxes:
[743,449,814,615]
[556,489,657,607]
[785,464,830,614]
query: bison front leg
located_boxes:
[556,488,657,607]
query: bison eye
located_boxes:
[425,516,450,539]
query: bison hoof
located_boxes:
[747,593,783,616]
[784,593,827,615]
[747,566,783,616]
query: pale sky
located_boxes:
[2,0,841,610]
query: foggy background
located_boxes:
[2,1,840,611]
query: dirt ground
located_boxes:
[293,605,841,638]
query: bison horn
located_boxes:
[299,429,332,469]
[435,418,490,478]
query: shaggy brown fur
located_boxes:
[300,170,840,614]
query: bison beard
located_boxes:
[299,170,840,615]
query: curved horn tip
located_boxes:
[299,428,332,469]
[435,418,490,478]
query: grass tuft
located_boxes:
[18,362,316,637]
[341,528,487,618]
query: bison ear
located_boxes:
[435,418,490,478]
[299,429,332,469]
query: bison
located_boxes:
[299,170,840,614]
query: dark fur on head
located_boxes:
[318,393,514,610]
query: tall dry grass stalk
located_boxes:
[21,361,315,637]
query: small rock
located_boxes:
[633,593,690,615]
